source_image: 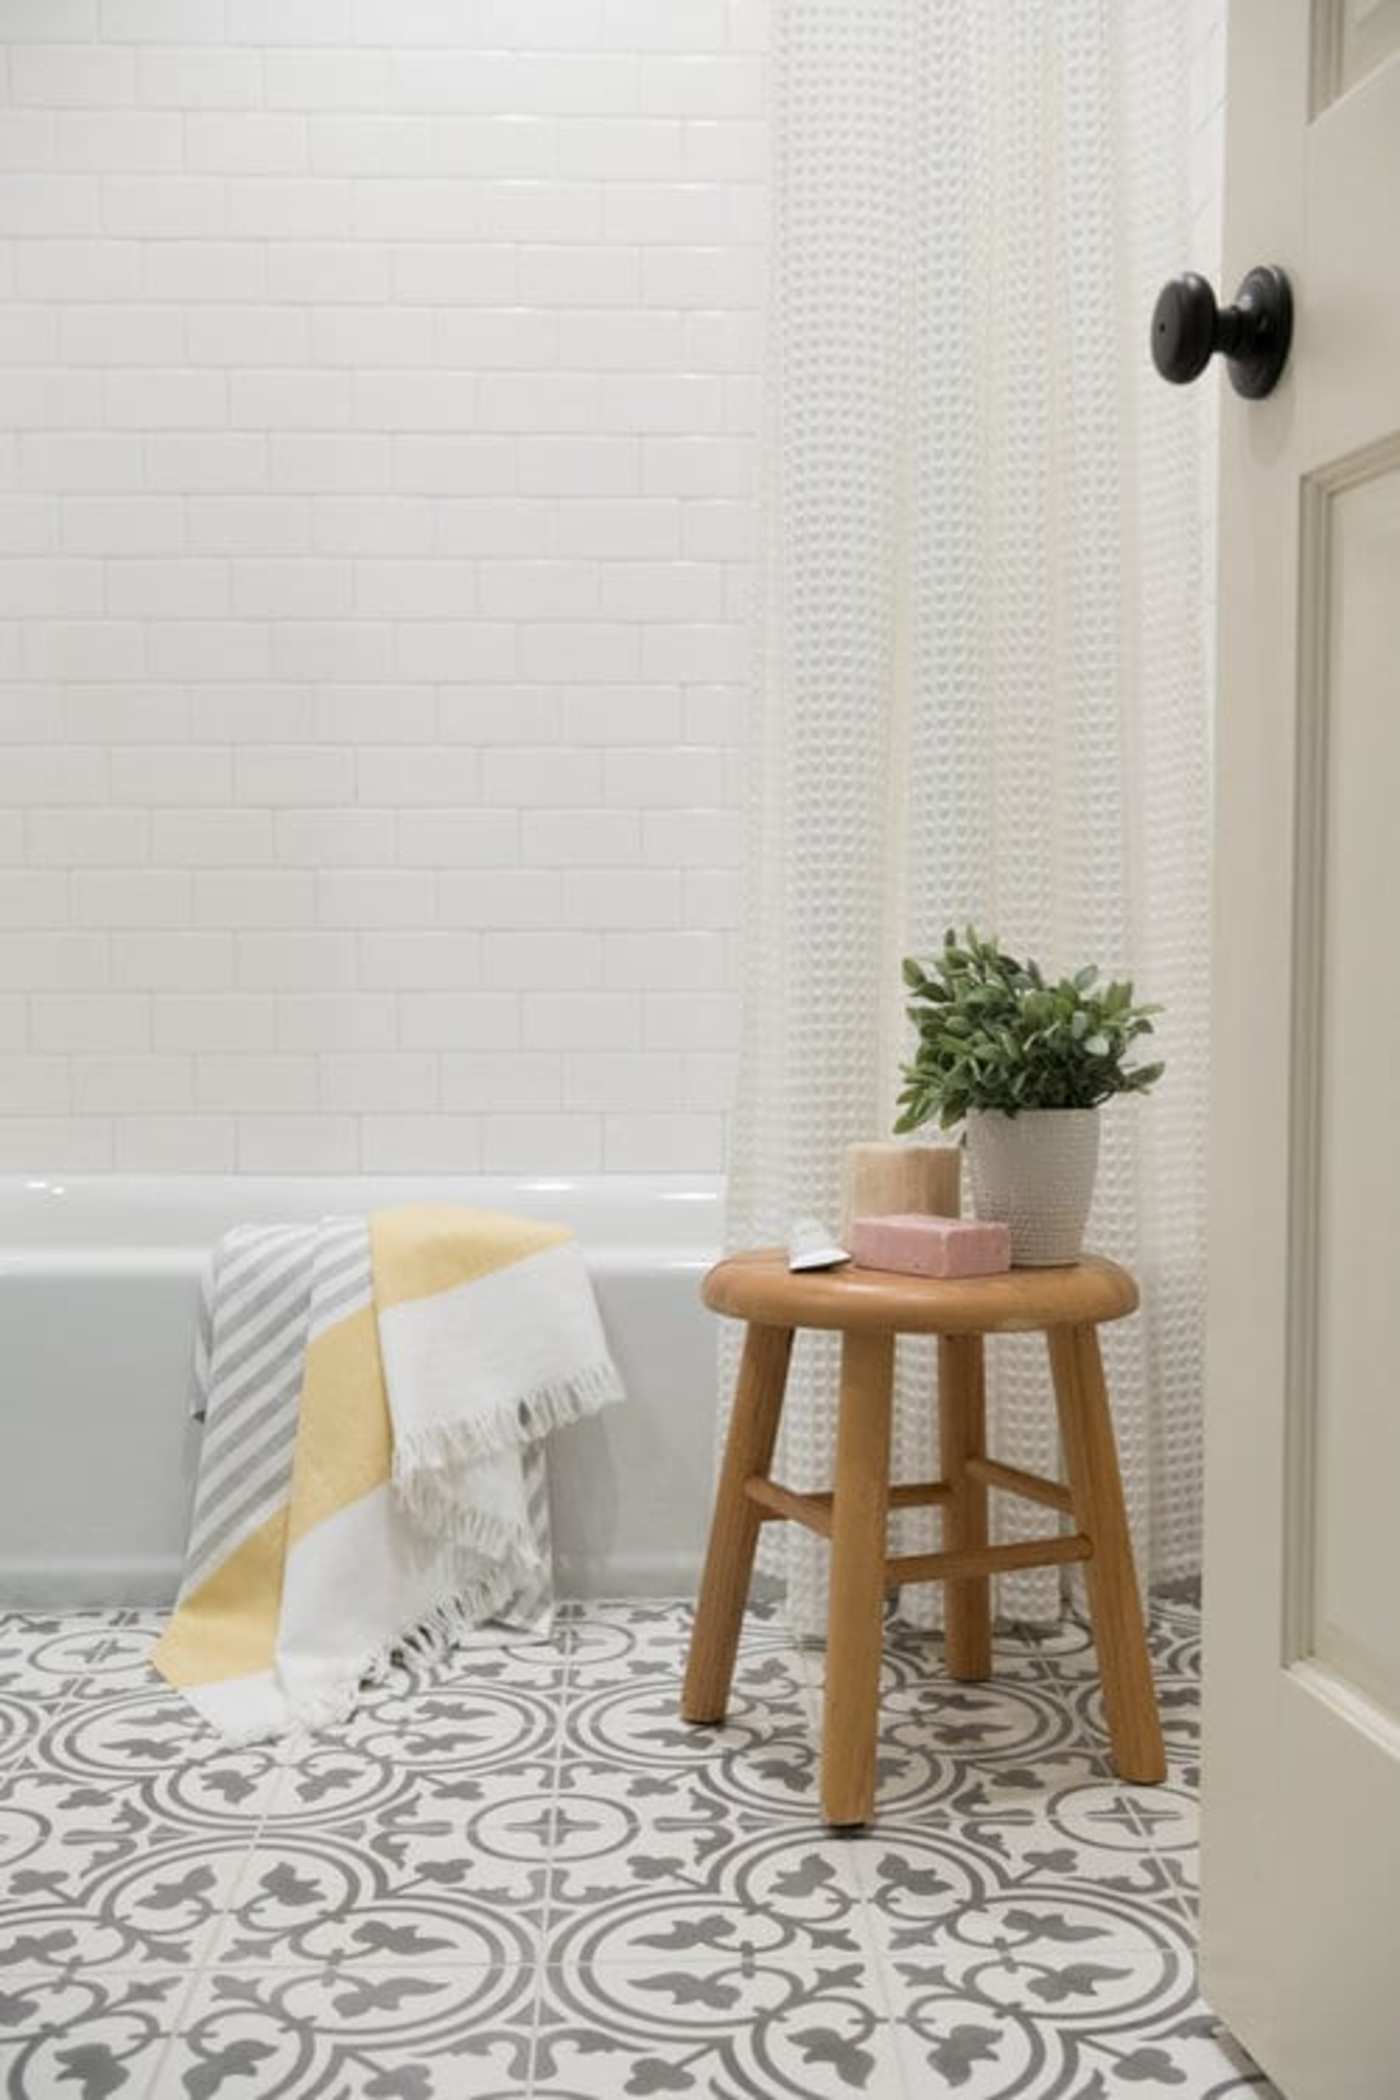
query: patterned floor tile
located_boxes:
[543,1817,869,1971]
[0,1761,251,1976]
[849,1682,1102,1823]
[883,1984,1277,2099]
[877,1880,1197,2008]
[534,1949,907,2098]
[563,1597,694,1687]
[0,1969,192,2100]
[565,1664,819,1805]
[1055,1671,1203,1774]
[0,1596,1290,2100]
[874,1620,1051,1684]
[298,1674,568,1786]
[18,1691,286,1834]
[414,1617,575,1696]
[28,1677,258,1773]
[208,1820,546,1972]
[0,1694,50,1776]
[166,1964,539,2098]
[0,1610,165,1706]
[1036,1605,1198,1693]
[848,1814,1195,1968]
[953,1753,1198,1860]
[566,1595,811,1696]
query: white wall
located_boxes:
[0,0,766,1176]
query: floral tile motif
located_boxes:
[0,1597,1284,2099]
[543,1818,869,1971]
[885,1982,1274,2099]
[1057,1671,1204,1772]
[0,1609,166,1706]
[840,1816,1185,1957]
[0,1969,191,2100]
[165,1965,538,2099]
[565,1593,810,1695]
[285,1675,567,1795]
[209,1820,546,1973]
[0,1762,251,1976]
[535,1950,907,2099]
[565,1670,819,1810]
[21,1690,285,1833]
[876,1889,1198,2025]
[30,1678,226,1766]
[563,1597,695,1689]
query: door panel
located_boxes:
[1294,450,1400,1730]
[1204,1,1400,2092]
[1313,0,1400,109]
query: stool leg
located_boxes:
[682,1321,794,1726]
[939,1333,992,1680]
[1047,1323,1166,1784]
[821,1328,894,1827]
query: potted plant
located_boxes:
[896,928,1163,1265]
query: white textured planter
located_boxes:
[965,1108,1100,1266]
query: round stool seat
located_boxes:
[702,1248,1138,1336]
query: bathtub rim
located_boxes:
[0,1170,726,1253]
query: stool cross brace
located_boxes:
[743,1468,1092,1588]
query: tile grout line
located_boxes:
[138,1607,286,2100]
[523,1602,582,2098]
[769,1605,921,2100]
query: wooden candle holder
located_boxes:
[838,1141,961,1246]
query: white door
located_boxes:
[1204,2,1400,2093]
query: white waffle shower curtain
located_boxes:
[725,0,1211,1631]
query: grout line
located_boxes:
[137,1605,279,2098]
[133,1964,209,2100]
[519,1603,580,2098]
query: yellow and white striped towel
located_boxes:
[153,1205,623,1743]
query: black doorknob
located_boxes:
[1150,264,1293,399]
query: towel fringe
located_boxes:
[197,1564,547,1754]
[392,1358,623,1527]
[413,1497,540,1574]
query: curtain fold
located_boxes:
[724,0,1210,1632]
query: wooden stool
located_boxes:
[681,1250,1165,1826]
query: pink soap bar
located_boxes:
[848,1212,1011,1279]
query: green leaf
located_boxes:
[894,925,1163,1133]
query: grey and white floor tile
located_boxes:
[0,1598,1280,2099]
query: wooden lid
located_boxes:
[702,1248,1138,1335]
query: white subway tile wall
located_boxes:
[0,0,767,1173]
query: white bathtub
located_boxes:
[0,1173,723,1609]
